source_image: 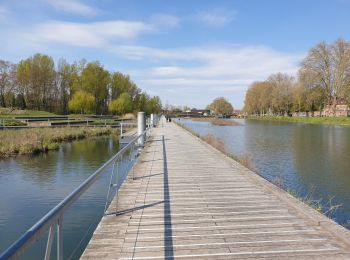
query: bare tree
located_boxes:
[300,39,350,114]
[0,60,16,107]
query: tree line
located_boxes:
[244,39,350,116]
[0,53,162,115]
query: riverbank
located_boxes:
[0,127,117,157]
[249,116,350,126]
[188,117,240,126]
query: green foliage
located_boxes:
[79,62,110,114]
[209,97,234,115]
[109,92,133,115]
[17,54,56,111]
[110,72,140,99]
[134,93,149,114]
[147,96,162,114]
[68,91,95,114]
[2,54,161,116]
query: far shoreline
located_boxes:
[248,116,350,126]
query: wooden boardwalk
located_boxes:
[82,120,350,259]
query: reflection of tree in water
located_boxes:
[16,136,119,183]
[65,136,119,163]
[16,152,58,183]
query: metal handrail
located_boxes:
[120,122,137,136]
[0,128,149,260]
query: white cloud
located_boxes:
[44,0,98,16]
[114,45,302,108]
[195,8,236,27]
[151,14,181,28]
[27,20,154,47]
[112,45,301,78]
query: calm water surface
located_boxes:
[0,136,122,259]
[178,118,350,228]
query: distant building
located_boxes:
[292,112,308,117]
[322,100,349,117]
[190,108,210,116]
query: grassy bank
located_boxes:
[249,116,350,126]
[190,117,240,126]
[0,127,116,157]
[0,108,60,118]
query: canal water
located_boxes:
[177,118,350,229]
[0,136,122,259]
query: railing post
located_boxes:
[44,224,55,260]
[57,216,63,260]
[137,112,145,146]
[115,159,120,213]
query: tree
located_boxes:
[68,90,95,114]
[268,73,295,115]
[292,84,306,113]
[0,60,16,107]
[147,96,162,114]
[209,97,233,116]
[300,38,350,114]
[17,54,56,111]
[108,92,133,115]
[56,59,74,114]
[80,62,110,114]
[110,72,140,100]
[134,92,150,114]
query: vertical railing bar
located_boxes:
[115,157,121,214]
[44,224,55,260]
[132,143,135,180]
[104,160,117,213]
[57,216,63,260]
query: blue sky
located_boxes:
[1,0,350,109]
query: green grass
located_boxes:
[0,108,60,118]
[249,116,350,126]
[0,119,26,126]
[0,127,117,157]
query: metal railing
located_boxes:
[0,128,150,260]
[119,122,137,137]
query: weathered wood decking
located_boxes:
[82,121,350,259]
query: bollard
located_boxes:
[152,114,158,127]
[155,114,158,126]
[150,114,154,128]
[137,112,146,146]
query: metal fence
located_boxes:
[0,128,150,260]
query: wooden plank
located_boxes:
[81,119,350,259]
